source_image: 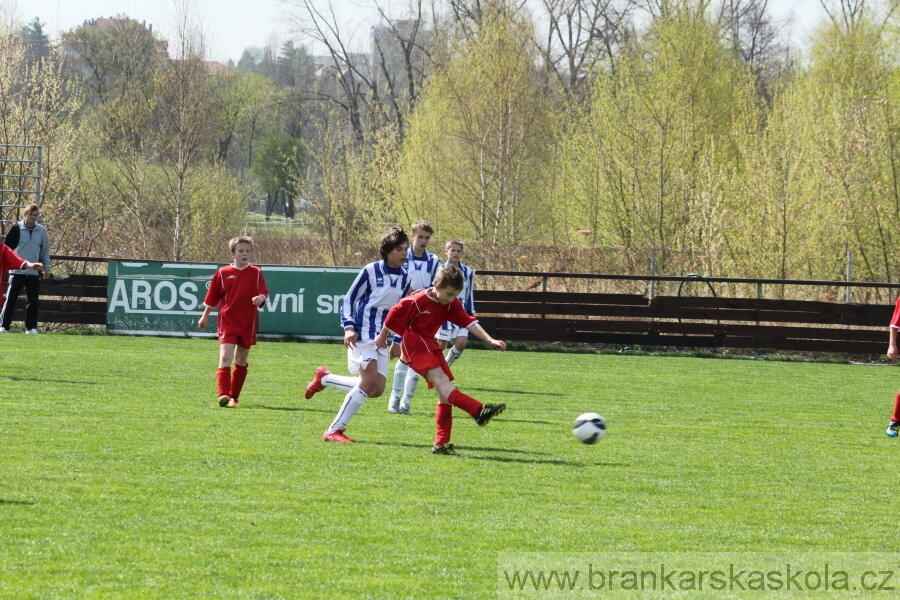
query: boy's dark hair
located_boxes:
[411,220,434,235]
[433,265,464,291]
[380,227,409,259]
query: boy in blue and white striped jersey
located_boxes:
[435,239,476,366]
[304,227,411,443]
[387,220,441,415]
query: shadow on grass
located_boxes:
[466,387,565,397]
[3,375,94,385]
[464,455,588,466]
[0,499,35,506]
[361,440,550,456]
[490,418,557,425]
[467,455,630,467]
[251,405,335,414]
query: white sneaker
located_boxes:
[25,329,38,334]
[0,327,7,333]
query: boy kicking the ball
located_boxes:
[198,236,268,407]
[376,265,507,455]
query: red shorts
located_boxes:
[402,333,453,388]
[219,333,255,348]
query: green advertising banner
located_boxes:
[107,261,359,338]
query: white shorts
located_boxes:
[347,339,389,377]
[435,323,470,342]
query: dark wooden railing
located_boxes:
[475,290,893,354]
[5,258,897,354]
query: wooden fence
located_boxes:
[4,273,108,326]
[475,290,893,354]
[8,259,898,354]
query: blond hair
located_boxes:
[229,235,254,253]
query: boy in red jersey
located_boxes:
[377,265,507,455]
[0,244,43,306]
[198,236,269,408]
[886,295,900,435]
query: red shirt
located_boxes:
[203,264,269,339]
[892,296,900,328]
[0,245,27,306]
[384,289,476,353]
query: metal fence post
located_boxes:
[36,147,42,206]
[846,250,852,304]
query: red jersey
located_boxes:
[203,264,269,340]
[0,245,28,306]
[892,296,900,328]
[384,289,477,354]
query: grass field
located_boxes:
[1,335,899,598]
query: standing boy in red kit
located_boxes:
[376,265,507,455]
[198,236,268,408]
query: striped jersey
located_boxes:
[341,260,411,341]
[441,260,475,316]
[407,248,441,291]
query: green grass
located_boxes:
[1,335,898,598]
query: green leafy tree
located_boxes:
[253,132,306,219]
[399,3,556,246]
[560,4,753,266]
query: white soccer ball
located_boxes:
[573,412,607,444]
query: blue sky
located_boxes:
[22,0,826,65]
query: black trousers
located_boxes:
[1,274,40,330]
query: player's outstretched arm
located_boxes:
[889,327,899,362]
[468,322,506,351]
[25,261,42,272]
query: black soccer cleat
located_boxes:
[474,403,506,426]
[432,444,460,455]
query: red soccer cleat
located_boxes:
[323,429,356,443]
[305,366,330,399]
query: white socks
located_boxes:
[328,386,369,433]
[446,346,462,366]
[390,361,409,401]
[401,372,419,409]
[323,373,358,393]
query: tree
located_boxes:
[62,16,160,105]
[253,132,306,219]
[22,17,51,65]
[0,30,81,254]
[798,15,900,286]
[559,4,753,265]
[535,0,636,96]
[399,3,556,246]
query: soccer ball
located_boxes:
[573,413,607,444]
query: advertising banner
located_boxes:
[107,261,358,338]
